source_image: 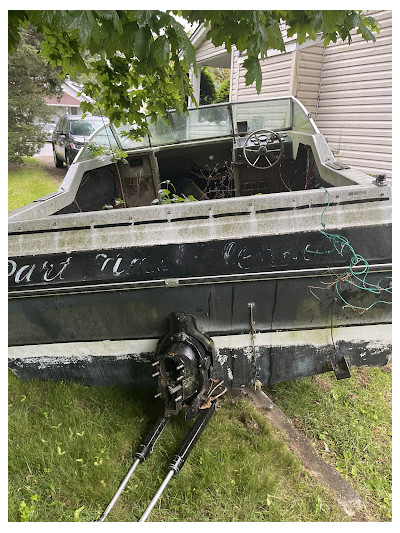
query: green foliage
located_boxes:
[86,142,128,164]
[8,27,63,163]
[214,77,230,103]
[199,67,216,105]
[206,67,230,90]
[153,180,197,204]
[8,10,379,139]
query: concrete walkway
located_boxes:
[240,387,367,521]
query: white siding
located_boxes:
[230,47,240,101]
[316,10,392,177]
[236,52,293,100]
[295,43,325,120]
[196,37,227,64]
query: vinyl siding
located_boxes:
[230,47,240,101]
[316,10,392,177]
[235,52,293,100]
[196,37,227,64]
[295,43,325,120]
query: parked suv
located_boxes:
[52,115,108,167]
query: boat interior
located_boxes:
[10,97,374,220]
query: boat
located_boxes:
[8,96,392,415]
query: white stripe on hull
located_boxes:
[9,323,391,364]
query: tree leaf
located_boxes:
[243,56,262,94]
[150,35,170,66]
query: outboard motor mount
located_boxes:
[152,313,217,419]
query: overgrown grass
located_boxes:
[8,157,58,212]
[9,372,347,522]
[267,366,392,521]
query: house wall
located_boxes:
[234,51,293,101]
[230,48,240,101]
[45,81,93,123]
[47,105,81,124]
[316,10,392,177]
[200,11,392,178]
[196,37,227,64]
[295,42,325,121]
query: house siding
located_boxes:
[193,11,392,177]
[295,43,325,120]
[235,52,293,100]
[230,47,240,101]
[196,37,227,64]
[316,10,392,177]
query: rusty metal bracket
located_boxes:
[248,302,262,388]
[328,299,351,380]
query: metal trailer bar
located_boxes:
[98,415,170,522]
[98,458,141,522]
[139,401,217,522]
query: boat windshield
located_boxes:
[148,105,232,145]
[76,97,318,163]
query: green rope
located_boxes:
[304,187,392,312]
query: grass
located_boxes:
[8,367,391,523]
[267,366,392,521]
[8,157,58,212]
[8,371,346,522]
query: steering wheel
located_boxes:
[243,129,284,169]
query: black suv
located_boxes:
[52,115,108,167]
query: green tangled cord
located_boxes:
[305,187,392,312]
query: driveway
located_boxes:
[34,142,67,185]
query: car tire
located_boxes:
[53,147,63,168]
[66,151,74,167]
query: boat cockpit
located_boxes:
[9,96,375,221]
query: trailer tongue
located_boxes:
[99,401,216,522]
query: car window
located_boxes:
[69,120,99,137]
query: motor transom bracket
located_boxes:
[152,312,218,419]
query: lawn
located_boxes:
[8,366,392,522]
[8,372,347,522]
[267,366,392,521]
[8,157,58,212]
[8,162,392,522]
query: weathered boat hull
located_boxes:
[8,322,391,387]
[9,221,392,387]
[8,97,392,388]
